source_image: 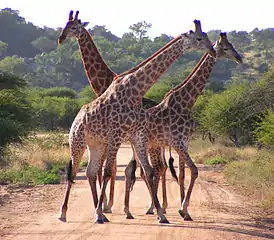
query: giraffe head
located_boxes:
[58,10,89,44]
[215,33,243,64]
[182,20,216,57]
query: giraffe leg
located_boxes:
[175,146,198,221]
[103,160,116,213]
[59,134,85,222]
[132,137,169,224]
[161,158,168,213]
[156,146,168,213]
[95,142,121,224]
[139,166,155,215]
[97,151,112,214]
[97,155,107,210]
[86,145,109,222]
[124,159,136,219]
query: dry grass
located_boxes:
[189,137,274,213]
[4,132,70,170]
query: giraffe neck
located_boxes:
[122,36,190,102]
[77,28,116,96]
[163,53,216,111]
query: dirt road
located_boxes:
[0,144,273,240]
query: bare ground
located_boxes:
[0,144,273,240]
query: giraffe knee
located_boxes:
[103,167,112,180]
[190,165,198,179]
[86,169,97,181]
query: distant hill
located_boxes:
[0,8,273,91]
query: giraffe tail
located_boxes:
[129,159,137,191]
[65,159,75,184]
[168,146,178,183]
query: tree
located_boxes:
[129,21,152,40]
[0,41,8,59]
[145,81,171,103]
[31,36,57,53]
[0,55,27,76]
[0,72,33,160]
[255,110,274,147]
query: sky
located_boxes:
[1,0,273,38]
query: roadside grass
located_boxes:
[0,132,71,185]
[224,150,274,213]
[189,137,274,213]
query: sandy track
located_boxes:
[0,144,273,240]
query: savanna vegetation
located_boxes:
[0,8,273,213]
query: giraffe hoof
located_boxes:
[95,219,104,224]
[103,215,110,222]
[178,210,193,221]
[58,217,67,222]
[184,215,193,221]
[146,210,154,215]
[126,213,134,219]
[158,218,169,224]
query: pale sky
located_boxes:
[1,0,273,38]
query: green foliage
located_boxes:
[255,110,274,146]
[0,164,64,184]
[0,55,27,76]
[31,96,81,130]
[145,81,172,103]
[79,85,96,104]
[205,157,228,165]
[129,21,152,40]
[0,71,27,89]
[38,87,78,99]
[198,82,248,140]
[1,8,273,91]
[0,72,33,156]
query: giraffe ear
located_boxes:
[81,22,89,27]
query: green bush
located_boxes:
[38,87,79,99]
[205,157,228,165]
[0,163,66,185]
[145,81,172,103]
[31,96,81,130]
[0,73,33,159]
[255,110,274,146]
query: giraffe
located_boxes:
[124,32,243,220]
[57,10,199,214]
[58,10,116,96]
[58,14,216,223]
[58,10,161,213]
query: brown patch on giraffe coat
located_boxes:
[87,43,92,50]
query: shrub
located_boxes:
[205,157,228,165]
[255,109,274,147]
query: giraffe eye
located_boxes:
[197,38,202,41]
[223,48,228,51]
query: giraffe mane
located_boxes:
[114,35,182,80]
